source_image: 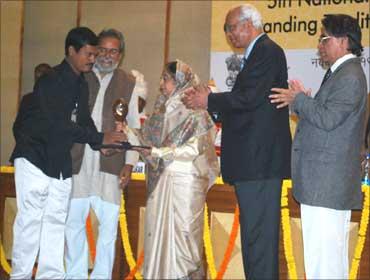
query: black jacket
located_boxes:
[208,34,292,184]
[10,60,103,179]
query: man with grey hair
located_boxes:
[182,4,291,279]
[65,28,146,279]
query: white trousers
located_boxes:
[11,158,72,280]
[65,196,120,279]
[301,204,351,280]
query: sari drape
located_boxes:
[136,60,219,279]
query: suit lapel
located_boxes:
[314,57,358,99]
[242,34,268,70]
[233,34,269,90]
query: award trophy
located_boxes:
[100,98,150,150]
[113,98,129,123]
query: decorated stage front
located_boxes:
[1,168,369,279]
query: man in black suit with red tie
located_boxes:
[182,4,291,279]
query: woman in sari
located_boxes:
[132,60,219,279]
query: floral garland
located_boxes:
[0,164,13,275]
[203,203,240,279]
[203,204,217,279]
[118,191,239,280]
[216,205,240,279]
[281,180,298,279]
[280,181,370,280]
[0,235,11,274]
[0,166,13,173]
[0,166,369,279]
[124,250,144,280]
[349,184,370,279]
[119,194,143,280]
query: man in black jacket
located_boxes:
[182,4,291,279]
[9,27,125,279]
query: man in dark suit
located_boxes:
[182,4,291,279]
[270,14,367,279]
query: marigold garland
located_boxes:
[203,204,218,279]
[203,203,240,279]
[0,235,11,274]
[215,206,240,279]
[119,194,143,280]
[281,180,298,279]
[124,249,144,280]
[349,184,370,279]
[0,166,369,280]
[0,166,14,173]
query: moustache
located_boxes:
[98,57,114,64]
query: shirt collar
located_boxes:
[330,53,356,73]
[244,33,265,60]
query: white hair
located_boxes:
[238,4,263,29]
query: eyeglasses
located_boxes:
[318,35,333,44]
[224,19,247,33]
[98,47,120,56]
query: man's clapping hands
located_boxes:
[181,84,211,109]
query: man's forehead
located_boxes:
[81,44,97,51]
[226,8,239,22]
[77,45,97,56]
[99,37,119,46]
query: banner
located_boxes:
[210,0,369,94]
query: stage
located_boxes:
[1,171,369,279]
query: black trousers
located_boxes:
[234,179,282,280]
